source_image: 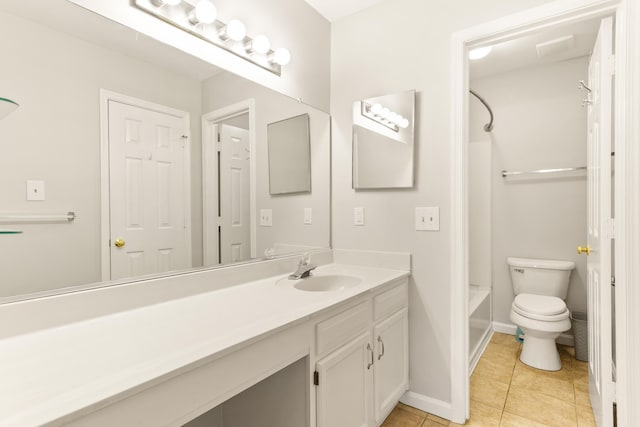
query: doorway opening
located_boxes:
[450,2,630,426]
[202,100,256,266]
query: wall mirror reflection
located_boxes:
[267,114,311,195]
[352,89,416,189]
[0,0,330,301]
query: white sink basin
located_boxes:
[278,274,362,292]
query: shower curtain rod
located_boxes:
[469,89,494,132]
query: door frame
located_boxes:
[99,89,192,281]
[450,0,640,424]
[202,99,257,265]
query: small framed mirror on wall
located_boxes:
[352,89,416,189]
[267,113,312,195]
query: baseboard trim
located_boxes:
[492,321,574,347]
[400,391,451,421]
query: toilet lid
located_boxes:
[514,294,566,316]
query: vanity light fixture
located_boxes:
[189,0,217,25]
[134,0,291,76]
[361,102,409,132]
[246,35,271,54]
[219,19,247,41]
[270,48,291,66]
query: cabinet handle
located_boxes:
[378,336,385,360]
[367,343,374,370]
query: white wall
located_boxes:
[470,57,589,325]
[330,0,557,409]
[202,72,331,257]
[0,10,202,297]
[69,0,331,111]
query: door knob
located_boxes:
[114,238,126,248]
[577,245,590,255]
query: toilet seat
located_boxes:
[512,293,570,322]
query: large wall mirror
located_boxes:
[352,90,416,189]
[0,0,330,301]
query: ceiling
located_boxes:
[470,18,601,79]
[303,0,385,22]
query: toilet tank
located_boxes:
[507,257,575,299]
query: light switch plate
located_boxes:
[304,208,312,225]
[26,180,45,201]
[354,207,365,226]
[260,209,273,226]
[416,207,439,231]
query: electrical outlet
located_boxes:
[304,208,312,225]
[260,209,272,226]
[354,207,365,226]
[416,207,439,231]
[26,180,45,201]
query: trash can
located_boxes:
[571,311,588,361]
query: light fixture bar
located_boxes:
[361,102,401,132]
[134,0,285,76]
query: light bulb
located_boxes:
[392,114,404,125]
[370,103,382,115]
[400,118,409,129]
[189,0,216,25]
[379,107,390,119]
[387,112,399,123]
[468,45,493,60]
[151,0,181,6]
[247,35,271,54]
[270,48,291,66]
[220,19,247,41]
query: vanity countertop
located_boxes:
[0,263,408,426]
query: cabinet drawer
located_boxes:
[316,301,371,356]
[374,281,408,321]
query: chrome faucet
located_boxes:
[289,253,316,280]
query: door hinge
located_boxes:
[611,276,616,287]
[313,370,319,386]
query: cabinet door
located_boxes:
[316,331,373,427]
[373,308,409,424]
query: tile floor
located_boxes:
[381,332,596,427]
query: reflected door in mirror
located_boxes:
[219,124,251,264]
[108,99,191,280]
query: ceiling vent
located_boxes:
[536,34,576,58]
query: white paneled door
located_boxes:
[108,100,191,280]
[586,16,614,427]
[219,124,251,264]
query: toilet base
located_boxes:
[520,334,562,371]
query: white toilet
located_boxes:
[507,257,575,371]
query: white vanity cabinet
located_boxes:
[1,260,411,427]
[314,279,409,427]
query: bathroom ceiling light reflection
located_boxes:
[135,0,291,74]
